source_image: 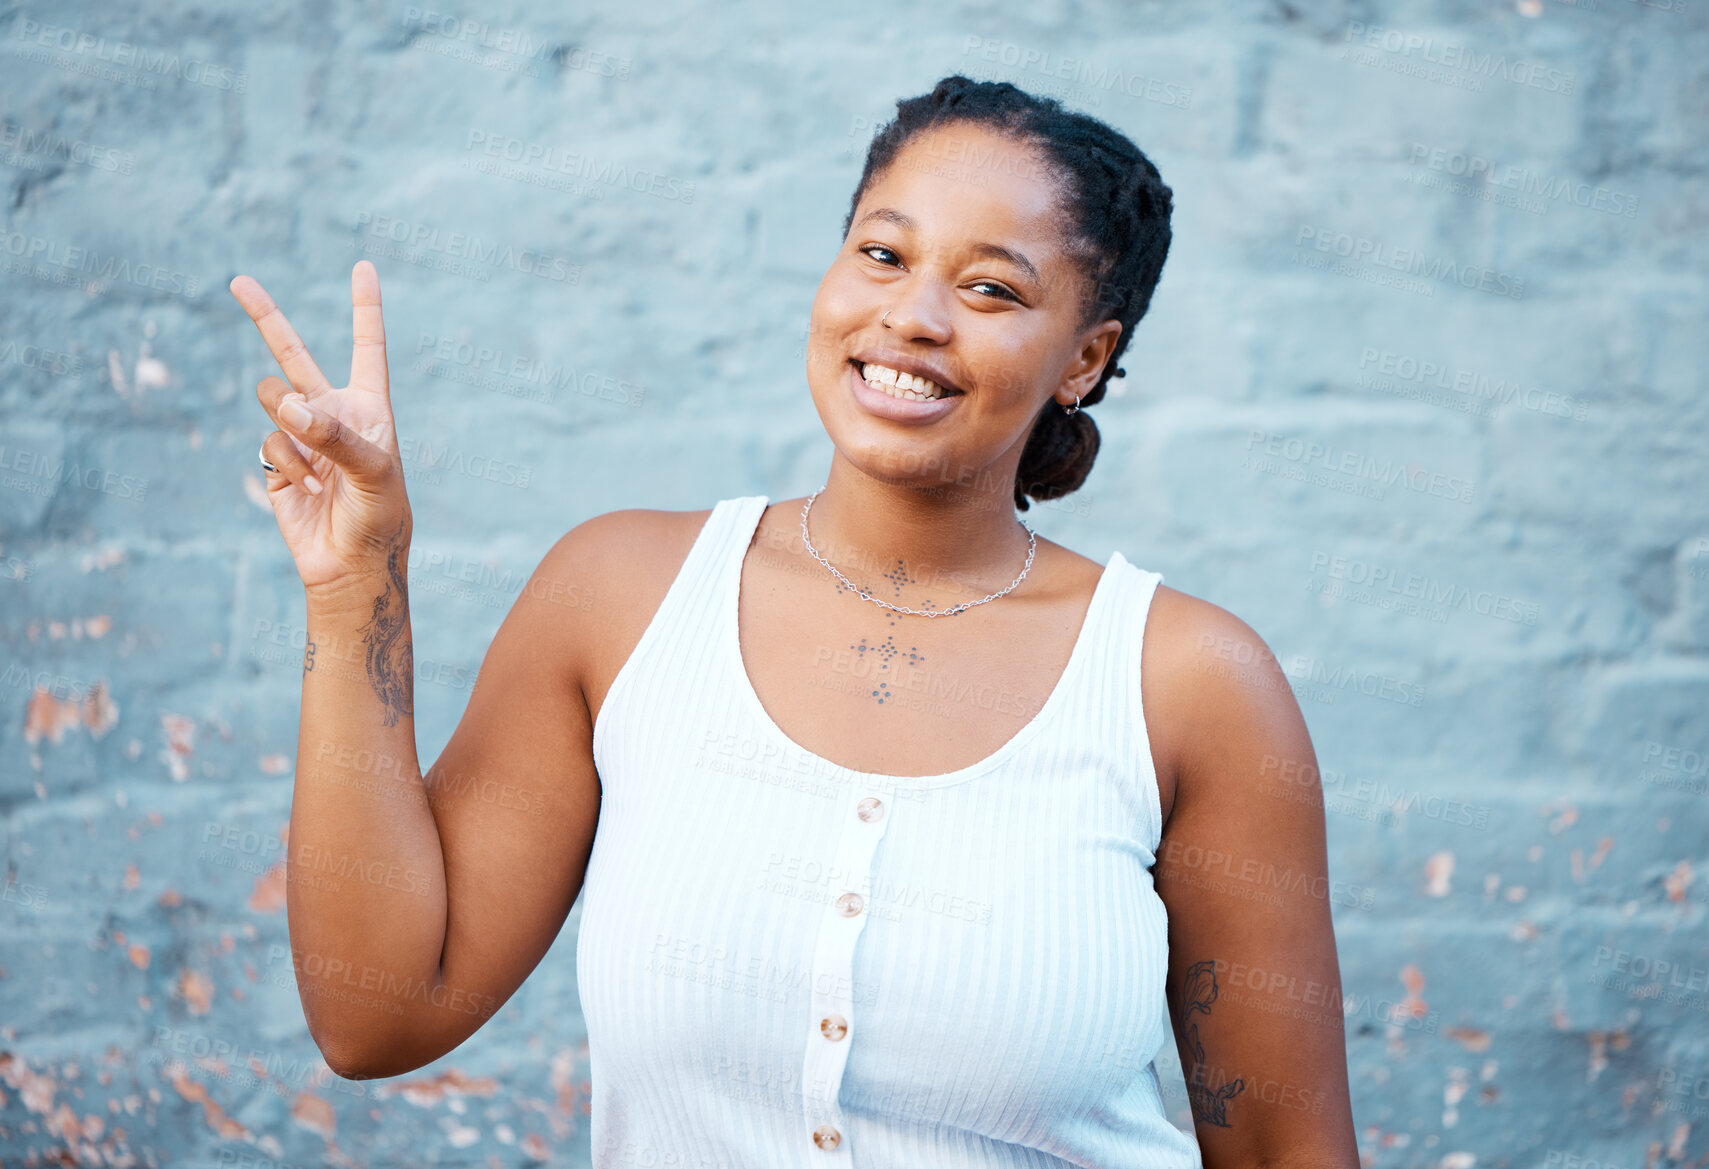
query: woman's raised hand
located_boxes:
[230,261,412,602]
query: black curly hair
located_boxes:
[841,74,1174,511]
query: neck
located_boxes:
[800,453,1035,601]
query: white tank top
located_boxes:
[577,495,1200,1168]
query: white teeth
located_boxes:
[860,362,951,401]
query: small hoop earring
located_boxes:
[881,310,892,329]
[1062,394,1081,415]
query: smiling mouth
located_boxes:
[848,358,964,402]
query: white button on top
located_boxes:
[802,787,895,1150]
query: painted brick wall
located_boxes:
[2,2,1706,1166]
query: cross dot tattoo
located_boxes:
[829,556,944,625]
[848,634,925,705]
[879,558,915,595]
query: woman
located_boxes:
[231,75,1358,1168]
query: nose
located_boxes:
[878,285,952,345]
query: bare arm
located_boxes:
[231,262,613,1078]
[1144,588,1360,1167]
[288,522,608,1078]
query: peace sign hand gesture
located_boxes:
[230,261,412,604]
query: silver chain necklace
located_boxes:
[798,485,1037,618]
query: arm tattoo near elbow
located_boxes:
[1181,958,1245,1128]
[359,517,415,727]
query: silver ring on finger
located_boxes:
[259,444,279,473]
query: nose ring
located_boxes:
[881,310,891,329]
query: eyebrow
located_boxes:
[853,206,1041,285]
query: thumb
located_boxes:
[275,394,393,482]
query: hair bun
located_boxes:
[1013,406,1100,511]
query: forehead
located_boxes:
[858,123,1071,261]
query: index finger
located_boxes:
[349,260,388,395]
[228,274,333,400]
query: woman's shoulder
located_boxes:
[1142,581,1289,727]
[543,504,720,594]
[1134,578,1296,830]
[1143,581,1278,670]
[531,504,725,709]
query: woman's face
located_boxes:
[806,122,1122,497]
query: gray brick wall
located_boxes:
[2,2,1706,1165]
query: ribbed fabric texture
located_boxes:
[577,495,1201,1168]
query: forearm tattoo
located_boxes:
[1181,958,1245,1127]
[358,518,414,727]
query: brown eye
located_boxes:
[860,245,901,266]
[970,281,1017,301]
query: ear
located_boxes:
[1056,319,1123,406]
